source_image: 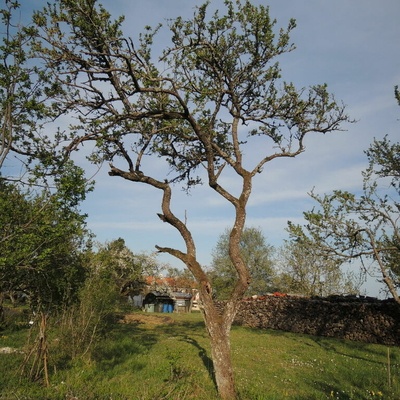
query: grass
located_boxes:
[0,311,399,399]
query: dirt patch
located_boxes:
[118,313,175,327]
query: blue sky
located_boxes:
[11,1,400,295]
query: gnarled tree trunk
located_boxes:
[206,316,236,400]
[200,289,245,400]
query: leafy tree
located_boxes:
[31,1,351,397]
[276,239,360,297]
[0,0,93,308]
[0,171,89,312]
[287,135,400,303]
[90,238,155,298]
[0,2,94,385]
[0,165,90,385]
[209,227,276,299]
[165,266,198,291]
[0,0,61,177]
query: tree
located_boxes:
[0,165,90,311]
[209,227,275,299]
[90,238,156,298]
[165,266,198,291]
[0,164,91,385]
[31,1,351,398]
[276,239,360,297]
[0,2,94,385]
[0,1,61,178]
[287,135,400,304]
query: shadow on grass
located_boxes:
[310,335,395,366]
[183,335,216,387]
[247,324,395,367]
[152,316,217,387]
[88,313,218,388]
[306,378,353,400]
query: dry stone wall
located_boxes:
[232,296,400,345]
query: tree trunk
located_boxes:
[203,310,237,400]
[115,175,248,399]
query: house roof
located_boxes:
[145,275,198,289]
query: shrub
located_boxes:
[54,273,120,363]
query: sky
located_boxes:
[10,1,400,295]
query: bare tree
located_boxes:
[31,1,351,398]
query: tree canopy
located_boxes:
[209,227,276,299]
[89,238,162,297]
[277,238,360,297]
[0,171,90,313]
[0,0,66,181]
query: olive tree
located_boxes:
[31,1,351,398]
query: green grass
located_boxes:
[0,311,399,399]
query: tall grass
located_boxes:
[0,311,399,399]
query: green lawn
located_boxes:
[0,311,399,399]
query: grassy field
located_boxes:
[0,311,399,399]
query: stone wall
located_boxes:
[233,295,400,345]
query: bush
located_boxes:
[53,273,120,363]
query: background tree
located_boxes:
[0,1,63,179]
[89,238,162,299]
[276,239,360,297]
[165,266,198,291]
[0,163,90,312]
[0,163,91,385]
[287,134,400,303]
[209,227,276,299]
[0,1,95,385]
[32,1,351,398]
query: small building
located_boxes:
[171,292,192,313]
[127,294,144,308]
[142,290,193,313]
[143,291,174,313]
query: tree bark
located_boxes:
[198,283,238,400]
[206,316,236,400]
